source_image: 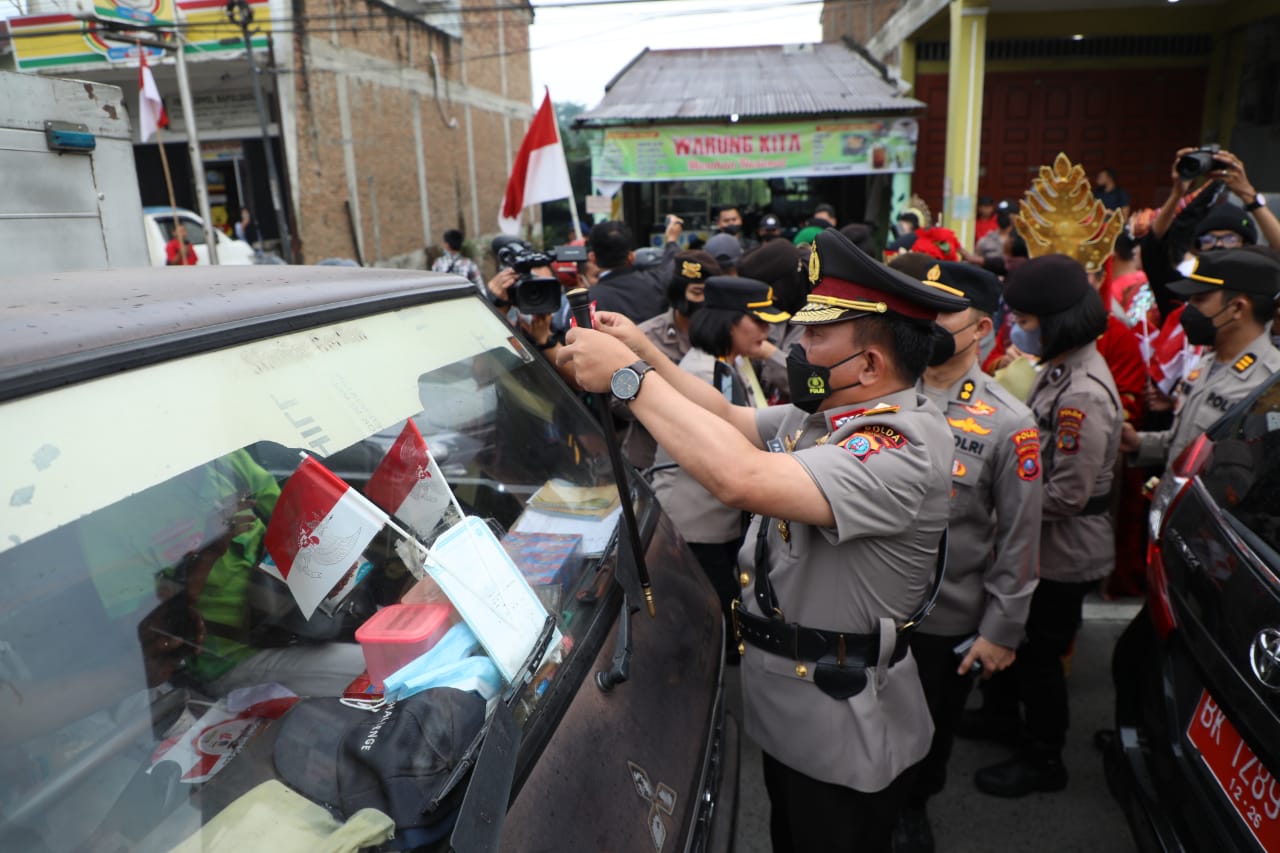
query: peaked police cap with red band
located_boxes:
[792,228,970,326]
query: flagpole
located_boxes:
[173,30,219,264]
[142,42,188,266]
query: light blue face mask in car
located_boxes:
[342,622,504,711]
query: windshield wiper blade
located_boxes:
[446,614,557,853]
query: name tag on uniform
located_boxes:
[766,438,786,454]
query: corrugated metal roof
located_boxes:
[576,42,923,125]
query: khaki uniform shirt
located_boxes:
[738,387,952,792]
[652,350,752,544]
[919,364,1042,647]
[1027,343,1122,583]
[1134,331,1280,470]
[620,310,691,470]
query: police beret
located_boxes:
[703,275,790,323]
[1168,248,1280,298]
[791,228,970,326]
[1002,254,1091,316]
[738,238,801,288]
[1192,204,1258,245]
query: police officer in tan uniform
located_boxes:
[1121,249,1280,468]
[620,250,720,469]
[887,258,1042,851]
[971,254,1123,797]
[557,228,968,852]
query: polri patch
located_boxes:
[1012,427,1041,481]
[1056,407,1085,455]
[1234,353,1256,374]
[838,423,908,461]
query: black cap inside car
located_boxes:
[1168,249,1280,298]
[791,228,970,325]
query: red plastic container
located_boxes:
[355,603,452,689]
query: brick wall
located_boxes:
[291,0,533,264]
[822,0,903,46]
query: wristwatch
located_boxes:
[609,360,653,402]
[1245,193,1267,212]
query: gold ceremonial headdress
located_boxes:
[1012,153,1124,274]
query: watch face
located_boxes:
[611,368,641,400]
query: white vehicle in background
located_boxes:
[142,207,257,266]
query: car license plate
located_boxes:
[1187,690,1280,851]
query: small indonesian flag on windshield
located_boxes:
[365,420,454,540]
[265,456,388,618]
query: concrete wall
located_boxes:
[291,0,533,265]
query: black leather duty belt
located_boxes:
[731,602,909,668]
[1080,494,1111,516]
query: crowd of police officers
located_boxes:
[477,153,1280,853]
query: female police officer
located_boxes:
[973,254,1122,797]
[651,276,787,657]
[557,229,968,852]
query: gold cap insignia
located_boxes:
[681,261,702,279]
[927,265,942,282]
[808,243,821,284]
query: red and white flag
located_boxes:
[150,684,297,783]
[499,88,574,235]
[138,50,169,143]
[264,456,388,618]
[365,420,456,539]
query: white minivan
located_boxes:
[142,206,258,266]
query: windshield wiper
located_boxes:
[446,614,557,853]
[566,288,656,619]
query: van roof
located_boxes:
[0,266,473,402]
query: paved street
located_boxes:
[728,595,1142,853]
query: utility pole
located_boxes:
[227,0,292,263]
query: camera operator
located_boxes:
[1145,147,1279,319]
[484,245,578,383]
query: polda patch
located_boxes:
[838,423,908,461]
[1012,427,1041,481]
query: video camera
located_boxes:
[1176,145,1230,180]
[496,241,588,314]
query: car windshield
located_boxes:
[156,216,207,245]
[0,296,621,850]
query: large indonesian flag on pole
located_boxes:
[138,50,169,143]
[499,88,574,235]
[364,420,456,539]
[264,456,389,618]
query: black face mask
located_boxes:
[786,343,865,414]
[1180,302,1234,346]
[674,297,703,318]
[720,224,742,236]
[926,319,979,367]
